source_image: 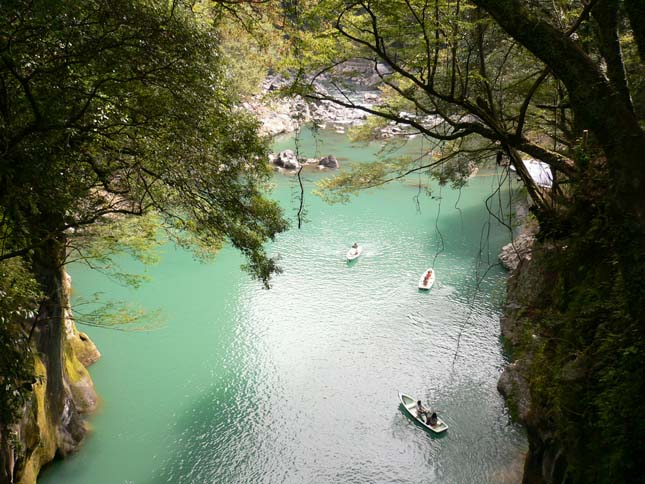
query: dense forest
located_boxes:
[1,0,644,482]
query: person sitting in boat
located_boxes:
[416,400,430,420]
[423,270,432,284]
[428,412,438,426]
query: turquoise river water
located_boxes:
[40,130,527,483]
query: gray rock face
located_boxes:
[311,99,368,128]
[497,359,532,423]
[499,229,536,271]
[245,70,449,139]
[318,155,339,169]
[498,245,575,484]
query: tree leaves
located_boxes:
[0,0,288,283]
[0,258,41,426]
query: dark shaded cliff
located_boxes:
[498,235,645,483]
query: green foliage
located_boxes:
[216,14,289,96]
[315,134,490,203]
[0,0,288,285]
[69,215,163,288]
[73,292,165,332]
[66,215,170,330]
[347,116,391,143]
[314,161,397,203]
[0,0,292,440]
[0,259,41,426]
[288,0,580,218]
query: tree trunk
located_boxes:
[31,237,67,423]
[0,427,14,484]
[624,0,645,61]
[472,0,645,217]
[592,0,634,114]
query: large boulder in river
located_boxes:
[318,155,339,169]
[271,149,301,170]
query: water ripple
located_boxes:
[42,162,526,484]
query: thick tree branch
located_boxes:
[591,0,634,114]
[472,0,645,219]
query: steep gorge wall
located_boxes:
[497,243,583,484]
[0,272,100,484]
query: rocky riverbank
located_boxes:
[0,272,100,484]
[243,75,375,138]
[245,70,446,145]
[498,201,535,272]
[246,74,452,175]
[494,191,576,483]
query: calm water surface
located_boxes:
[41,130,527,483]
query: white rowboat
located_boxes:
[418,268,435,290]
[398,392,448,433]
[346,245,362,261]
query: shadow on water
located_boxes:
[346,257,360,266]
[143,382,266,484]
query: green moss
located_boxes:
[18,357,57,484]
[63,330,98,415]
[63,332,89,386]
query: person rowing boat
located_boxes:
[416,400,430,421]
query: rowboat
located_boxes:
[346,245,362,261]
[398,392,449,433]
[418,268,435,290]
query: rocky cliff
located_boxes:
[0,272,100,484]
[497,241,582,484]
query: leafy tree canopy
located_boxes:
[0,258,40,427]
[287,0,644,223]
[0,0,289,434]
[0,0,288,284]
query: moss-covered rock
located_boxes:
[2,270,101,483]
[15,357,57,484]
